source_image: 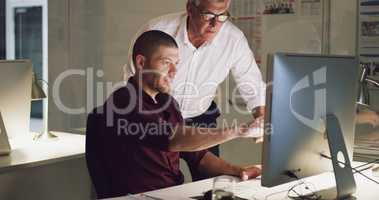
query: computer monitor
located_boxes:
[0,60,33,139]
[262,53,359,187]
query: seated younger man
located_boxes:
[86,30,261,198]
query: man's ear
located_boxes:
[135,54,146,70]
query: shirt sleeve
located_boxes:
[230,35,266,111]
[180,150,208,172]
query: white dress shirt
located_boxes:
[127,12,266,119]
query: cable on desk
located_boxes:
[319,153,379,185]
[287,183,321,200]
[353,158,379,170]
[262,188,290,200]
[263,156,379,200]
[261,172,321,200]
[283,170,321,200]
[353,163,376,174]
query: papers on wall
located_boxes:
[261,0,296,15]
[360,15,379,57]
[360,0,379,58]
[230,0,263,63]
[300,0,321,16]
[361,0,379,15]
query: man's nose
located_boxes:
[209,18,217,27]
[168,64,177,77]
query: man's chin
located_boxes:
[202,32,216,41]
[205,30,217,34]
[157,86,171,94]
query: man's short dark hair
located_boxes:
[132,30,178,66]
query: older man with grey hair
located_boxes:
[126,0,266,180]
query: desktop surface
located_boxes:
[129,163,378,200]
[0,132,85,173]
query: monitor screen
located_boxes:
[262,53,359,187]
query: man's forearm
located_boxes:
[197,151,242,177]
[168,125,239,152]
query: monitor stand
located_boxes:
[324,114,356,200]
[0,112,11,156]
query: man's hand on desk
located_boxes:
[238,165,262,181]
[198,152,262,182]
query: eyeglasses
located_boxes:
[199,11,231,23]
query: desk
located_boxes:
[108,162,379,200]
[0,132,92,200]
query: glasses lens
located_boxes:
[202,13,215,21]
[217,15,229,22]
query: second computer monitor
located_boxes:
[262,53,359,187]
[0,60,33,139]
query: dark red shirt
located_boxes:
[92,78,207,196]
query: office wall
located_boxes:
[49,0,103,132]
[100,0,186,83]
[330,0,357,55]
